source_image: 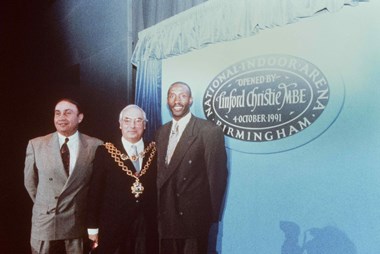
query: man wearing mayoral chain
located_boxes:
[87,104,158,254]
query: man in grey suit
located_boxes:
[24,98,103,254]
[155,82,228,254]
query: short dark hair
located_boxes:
[56,98,82,113]
[167,81,192,97]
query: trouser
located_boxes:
[160,236,209,254]
[30,237,83,254]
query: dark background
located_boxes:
[2,1,134,252]
[2,0,204,252]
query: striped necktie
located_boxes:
[131,144,140,172]
[166,123,179,165]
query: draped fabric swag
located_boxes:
[132,0,362,140]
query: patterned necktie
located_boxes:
[166,123,179,165]
[61,137,70,176]
[131,145,140,172]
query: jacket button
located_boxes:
[188,160,192,164]
[55,196,58,199]
[179,212,184,216]
[49,178,53,181]
[136,199,139,203]
[183,177,187,181]
[176,193,180,197]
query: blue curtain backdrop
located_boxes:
[135,59,162,142]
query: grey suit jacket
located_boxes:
[24,132,103,241]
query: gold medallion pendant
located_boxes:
[131,179,144,198]
[104,142,156,198]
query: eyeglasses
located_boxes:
[122,117,145,126]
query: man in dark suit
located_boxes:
[87,104,158,254]
[24,98,103,254]
[155,82,228,254]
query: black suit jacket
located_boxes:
[156,115,228,239]
[87,139,158,253]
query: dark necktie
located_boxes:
[61,138,70,176]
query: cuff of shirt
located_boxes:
[88,228,99,235]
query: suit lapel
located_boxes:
[141,140,157,174]
[141,141,149,173]
[48,132,69,181]
[68,133,89,180]
[157,124,171,187]
[157,117,197,188]
[61,133,91,193]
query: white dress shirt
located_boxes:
[121,137,144,172]
[171,112,192,141]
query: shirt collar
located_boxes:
[58,131,79,145]
[172,112,192,132]
[121,137,144,152]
